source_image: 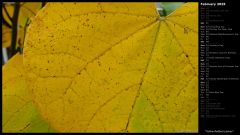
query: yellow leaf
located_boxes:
[2,3,42,27]
[2,25,25,48]
[2,25,12,48]
[23,2,198,132]
[2,3,14,27]
[2,53,55,133]
[20,2,43,22]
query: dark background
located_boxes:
[199,0,240,134]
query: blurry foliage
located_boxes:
[157,2,185,16]
[2,2,44,57]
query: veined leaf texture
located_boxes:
[2,53,55,132]
[3,2,198,132]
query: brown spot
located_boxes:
[98,61,101,66]
[184,28,188,34]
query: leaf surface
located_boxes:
[23,2,198,132]
[2,25,25,48]
[2,53,55,133]
[2,25,12,48]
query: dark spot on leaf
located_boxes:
[184,28,188,34]
[98,61,101,66]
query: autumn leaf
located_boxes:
[23,2,198,132]
[2,2,42,48]
[2,2,42,27]
[2,25,25,48]
[2,53,55,133]
[2,25,12,48]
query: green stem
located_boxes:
[10,2,20,57]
